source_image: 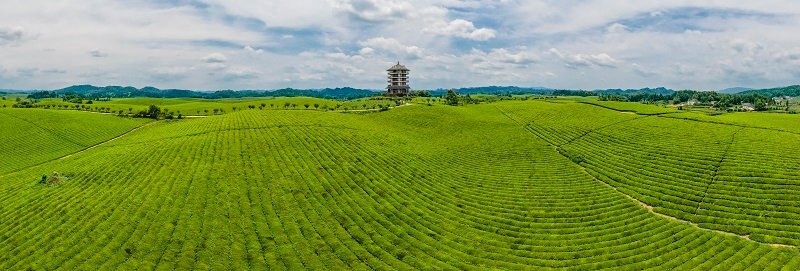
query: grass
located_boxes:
[1,99,800,269]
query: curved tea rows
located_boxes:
[498,100,800,248]
[1,106,799,269]
[0,108,148,174]
[699,128,800,245]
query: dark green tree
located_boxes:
[444,89,460,106]
[147,105,161,118]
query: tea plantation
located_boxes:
[1,99,800,270]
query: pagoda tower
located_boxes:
[386,62,410,97]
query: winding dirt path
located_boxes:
[0,120,158,179]
[494,104,798,249]
[59,120,159,160]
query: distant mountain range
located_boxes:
[718,87,755,94]
[593,87,674,95]
[10,84,800,99]
[37,85,381,100]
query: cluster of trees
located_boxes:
[430,86,552,96]
[602,90,781,111]
[27,90,113,103]
[552,90,596,97]
[132,105,184,119]
[443,90,480,106]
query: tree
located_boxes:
[291,103,297,109]
[204,109,209,115]
[314,103,320,110]
[147,105,161,119]
[213,108,220,114]
[304,104,310,109]
[261,103,266,108]
[444,89,460,106]
[755,99,768,111]
[284,102,290,109]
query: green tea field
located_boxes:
[2,99,800,270]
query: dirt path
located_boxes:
[494,105,798,249]
[0,121,158,179]
[59,121,159,160]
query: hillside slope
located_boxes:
[1,104,799,269]
[0,109,149,174]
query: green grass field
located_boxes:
[2,99,800,269]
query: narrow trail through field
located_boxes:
[494,105,798,250]
[557,116,646,147]
[693,127,745,215]
[0,120,158,179]
[59,120,159,160]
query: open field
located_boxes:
[2,99,800,269]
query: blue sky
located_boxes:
[1,0,799,90]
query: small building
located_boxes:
[742,103,755,111]
[687,99,699,106]
[387,62,410,97]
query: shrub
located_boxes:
[40,171,67,185]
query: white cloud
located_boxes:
[1,0,800,90]
[225,67,261,80]
[202,52,228,63]
[0,26,26,45]
[606,23,629,34]
[425,19,497,41]
[359,37,424,59]
[244,46,264,54]
[329,0,413,22]
[469,48,539,65]
[549,48,620,69]
[89,48,108,58]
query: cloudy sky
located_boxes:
[1,0,800,91]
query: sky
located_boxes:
[1,0,800,91]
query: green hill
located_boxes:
[741,85,800,97]
[2,100,800,269]
[0,109,149,174]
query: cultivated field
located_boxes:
[1,98,800,270]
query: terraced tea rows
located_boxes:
[2,102,800,269]
[700,128,800,245]
[0,108,148,174]
[499,100,800,248]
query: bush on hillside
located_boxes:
[39,171,67,185]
